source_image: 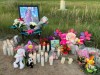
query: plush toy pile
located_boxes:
[2,18,100,74]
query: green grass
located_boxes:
[0,0,100,48]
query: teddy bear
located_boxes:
[13,48,25,69]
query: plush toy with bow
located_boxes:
[13,48,25,69]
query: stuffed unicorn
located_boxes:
[13,48,25,69]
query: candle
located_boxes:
[34,52,37,56]
[61,57,65,64]
[39,50,41,53]
[7,47,11,56]
[37,53,40,63]
[57,48,61,57]
[39,44,41,50]
[41,51,44,56]
[45,52,48,62]
[68,58,73,64]
[47,44,50,52]
[8,39,14,56]
[3,41,7,55]
[9,44,14,56]
[33,52,36,64]
[49,56,53,65]
[42,42,46,52]
[43,46,45,52]
[10,39,14,47]
[41,55,44,66]
[6,39,11,56]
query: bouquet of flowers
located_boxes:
[12,18,26,28]
[53,28,92,55]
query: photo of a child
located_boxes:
[19,6,39,28]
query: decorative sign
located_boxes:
[51,40,60,48]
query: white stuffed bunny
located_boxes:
[13,48,25,69]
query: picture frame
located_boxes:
[18,5,40,26]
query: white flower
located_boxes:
[66,32,76,40]
[66,32,77,44]
[13,23,17,25]
[30,22,37,26]
[14,19,19,24]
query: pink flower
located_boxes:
[26,29,34,34]
[60,33,66,40]
[80,31,91,41]
[14,46,22,51]
[56,29,60,33]
[68,28,77,34]
[18,18,24,21]
[84,31,91,40]
[60,39,67,45]
[55,29,62,36]
[77,50,89,58]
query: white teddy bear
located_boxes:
[13,48,25,69]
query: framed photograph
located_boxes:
[18,5,40,26]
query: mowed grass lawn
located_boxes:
[0,0,100,48]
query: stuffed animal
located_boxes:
[13,48,25,69]
[26,57,34,68]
